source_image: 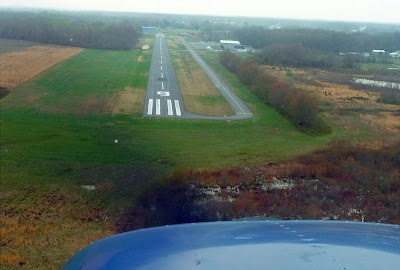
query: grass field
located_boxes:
[359,61,400,72]
[168,36,234,116]
[1,37,333,269]
[253,62,400,146]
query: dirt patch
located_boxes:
[0,45,82,89]
[137,56,144,62]
[111,87,145,115]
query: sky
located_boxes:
[1,0,400,24]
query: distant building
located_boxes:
[372,49,386,56]
[220,40,244,50]
[142,26,158,32]
[389,51,400,58]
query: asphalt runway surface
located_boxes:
[144,34,253,120]
[143,34,185,118]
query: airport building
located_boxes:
[220,40,245,50]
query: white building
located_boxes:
[372,49,386,55]
[220,40,244,50]
[389,51,400,58]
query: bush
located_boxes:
[237,60,260,85]
[377,90,400,105]
[219,51,241,74]
[219,51,330,134]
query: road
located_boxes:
[143,34,185,118]
[143,34,253,120]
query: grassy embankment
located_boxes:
[1,36,333,269]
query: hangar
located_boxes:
[220,40,245,50]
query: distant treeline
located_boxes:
[234,27,400,52]
[220,51,330,134]
[0,11,142,50]
[233,27,400,68]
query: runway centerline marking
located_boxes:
[161,66,163,71]
[167,99,173,116]
[147,99,153,115]
[174,100,181,116]
[161,73,163,78]
[156,99,161,115]
[161,81,164,89]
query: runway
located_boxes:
[143,34,253,120]
[143,34,185,118]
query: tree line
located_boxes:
[234,27,400,52]
[0,11,142,50]
[220,51,330,134]
[233,27,400,69]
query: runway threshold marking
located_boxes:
[167,99,173,116]
[156,99,161,115]
[174,100,181,116]
[147,99,153,115]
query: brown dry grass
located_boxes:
[264,66,400,146]
[169,38,234,116]
[111,87,145,115]
[0,188,114,269]
[168,36,187,51]
[0,45,82,89]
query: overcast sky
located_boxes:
[2,0,400,24]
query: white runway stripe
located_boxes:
[174,100,182,116]
[161,73,163,78]
[156,99,161,115]
[161,81,164,89]
[167,99,173,116]
[161,66,163,71]
[147,99,153,115]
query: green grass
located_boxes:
[2,49,150,114]
[0,43,334,269]
[0,46,334,192]
[359,61,400,72]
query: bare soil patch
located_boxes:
[111,87,145,115]
[0,45,82,89]
[137,56,144,62]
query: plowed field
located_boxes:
[0,45,82,89]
